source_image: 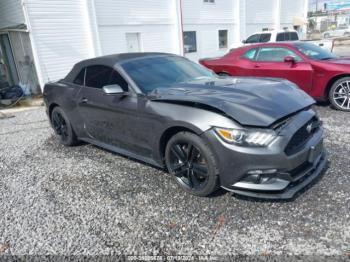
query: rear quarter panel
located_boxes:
[200,48,253,76]
[200,56,237,75]
[309,61,350,99]
[43,81,83,136]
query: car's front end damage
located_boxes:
[150,76,328,199]
[203,108,327,199]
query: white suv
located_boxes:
[242,29,299,44]
[237,29,333,52]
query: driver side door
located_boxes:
[76,65,152,157]
[253,46,313,92]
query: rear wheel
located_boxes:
[51,107,78,146]
[329,77,350,111]
[165,132,219,196]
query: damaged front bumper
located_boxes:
[203,109,328,200]
[223,150,327,199]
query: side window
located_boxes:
[242,48,258,60]
[259,33,271,42]
[276,32,286,41]
[85,65,112,89]
[73,68,85,85]
[285,33,292,41]
[256,47,302,62]
[245,34,260,44]
[276,32,298,41]
[218,30,228,49]
[290,32,299,40]
[183,31,197,53]
[109,70,128,91]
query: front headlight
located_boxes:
[214,127,277,147]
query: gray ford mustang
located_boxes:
[43,53,327,199]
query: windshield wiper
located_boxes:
[320,57,334,60]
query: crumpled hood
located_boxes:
[149,77,315,127]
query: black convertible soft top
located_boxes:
[64,52,172,83]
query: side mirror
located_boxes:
[102,84,125,95]
[284,55,296,64]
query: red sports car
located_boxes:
[199,42,350,111]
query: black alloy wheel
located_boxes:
[51,107,78,146]
[165,132,219,196]
[52,110,68,141]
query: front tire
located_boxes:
[165,132,219,197]
[51,107,78,146]
[329,77,350,111]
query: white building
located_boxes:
[0,0,308,92]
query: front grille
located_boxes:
[285,116,320,155]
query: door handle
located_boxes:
[81,98,88,104]
[254,64,260,68]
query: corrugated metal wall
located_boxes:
[183,24,235,61]
[182,0,236,24]
[243,0,307,38]
[182,0,237,61]
[24,0,95,83]
[280,0,306,28]
[94,0,180,55]
[239,0,246,41]
[2,0,307,89]
[244,0,277,37]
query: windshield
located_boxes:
[294,42,338,60]
[121,56,215,93]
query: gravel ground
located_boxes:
[0,105,349,259]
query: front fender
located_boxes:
[151,101,240,133]
[148,101,241,165]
